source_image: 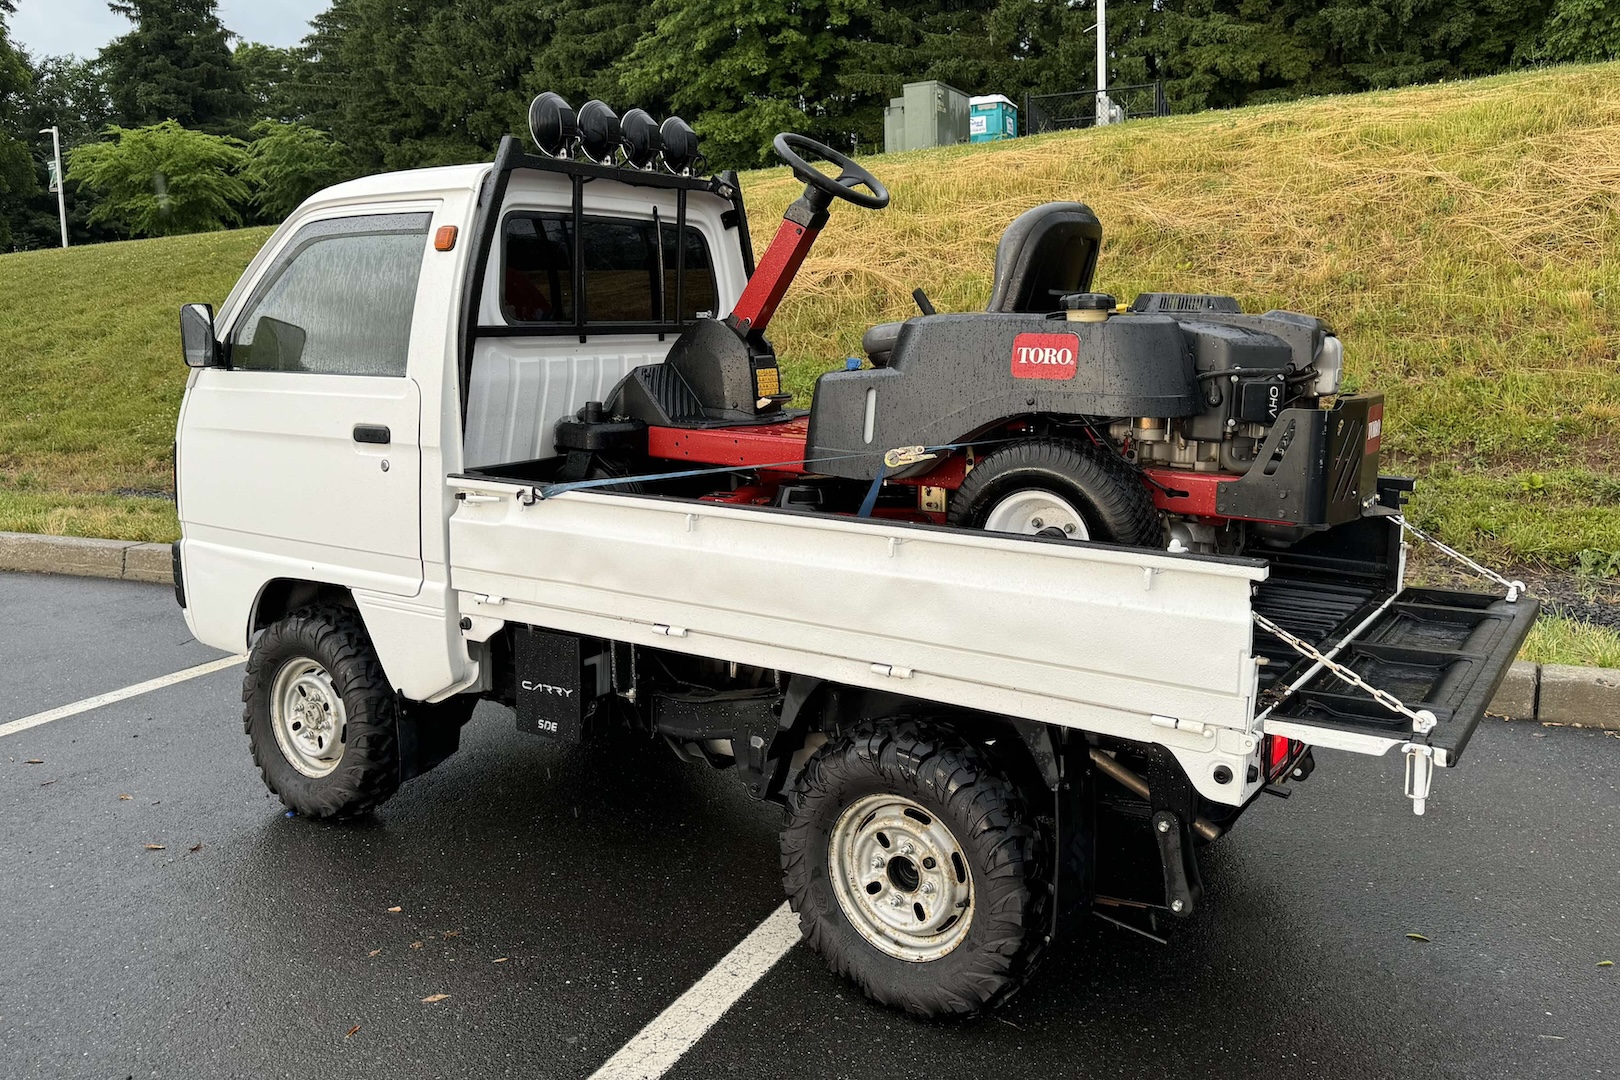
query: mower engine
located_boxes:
[1110,294,1344,476]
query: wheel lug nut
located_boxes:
[1031,518,1044,529]
[900,842,915,856]
[870,856,884,869]
[889,894,904,907]
[920,882,935,894]
[1064,523,1076,534]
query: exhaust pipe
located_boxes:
[1089,748,1222,842]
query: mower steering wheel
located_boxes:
[773,133,890,211]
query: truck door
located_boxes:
[178,211,433,598]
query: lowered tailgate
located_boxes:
[1260,586,1539,765]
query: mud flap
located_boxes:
[1147,748,1202,917]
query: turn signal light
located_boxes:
[434,226,459,252]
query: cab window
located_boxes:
[501,212,716,326]
[230,213,431,376]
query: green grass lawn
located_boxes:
[2,66,1616,666]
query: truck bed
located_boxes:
[446,467,1536,803]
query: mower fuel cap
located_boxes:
[1061,292,1116,323]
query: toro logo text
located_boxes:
[1010,332,1080,381]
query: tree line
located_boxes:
[2,0,1617,249]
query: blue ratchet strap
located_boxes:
[539,436,1021,507]
[854,440,1003,518]
[537,453,864,500]
[855,459,890,518]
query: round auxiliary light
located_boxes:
[578,100,621,164]
[659,116,699,174]
[619,108,663,169]
[528,92,578,158]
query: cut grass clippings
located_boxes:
[1,65,1616,578]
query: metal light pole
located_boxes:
[1094,0,1110,127]
[40,126,68,248]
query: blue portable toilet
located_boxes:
[969,95,1018,142]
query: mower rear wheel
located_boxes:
[950,438,1163,548]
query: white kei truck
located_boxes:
[171,96,1538,1016]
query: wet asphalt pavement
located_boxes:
[2,570,1617,1080]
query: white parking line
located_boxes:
[0,654,248,738]
[588,902,802,1080]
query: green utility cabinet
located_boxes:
[883,81,970,153]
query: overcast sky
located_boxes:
[10,0,329,59]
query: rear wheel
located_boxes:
[781,719,1049,1016]
[243,605,401,819]
[949,437,1163,547]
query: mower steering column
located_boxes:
[726,133,889,338]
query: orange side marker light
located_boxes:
[434,226,459,252]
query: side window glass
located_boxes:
[230,213,431,376]
[501,212,718,326]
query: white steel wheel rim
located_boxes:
[982,488,1090,539]
[828,793,974,963]
[269,657,347,779]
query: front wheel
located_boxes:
[781,720,1049,1016]
[243,604,402,819]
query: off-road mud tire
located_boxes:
[781,719,1050,1017]
[243,604,401,819]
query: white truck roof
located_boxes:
[303,163,492,209]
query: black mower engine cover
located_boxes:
[805,312,1199,480]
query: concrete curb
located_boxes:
[0,531,1614,729]
[0,531,174,586]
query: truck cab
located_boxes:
[177,156,751,702]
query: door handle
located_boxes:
[353,424,391,445]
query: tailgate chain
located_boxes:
[1394,514,1526,602]
[1252,613,1438,735]
[1254,611,1442,817]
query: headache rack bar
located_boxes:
[455,134,757,425]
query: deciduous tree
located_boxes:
[0,0,38,249]
[67,120,249,236]
[242,120,352,220]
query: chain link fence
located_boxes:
[1023,83,1169,134]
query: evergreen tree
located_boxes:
[528,0,650,110]
[100,0,248,133]
[297,0,543,172]
[616,0,880,168]
[235,42,305,124]
[0,0,38,250]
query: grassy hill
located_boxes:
[2,65,1616,609]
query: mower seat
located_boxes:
[986,202,1103,313]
